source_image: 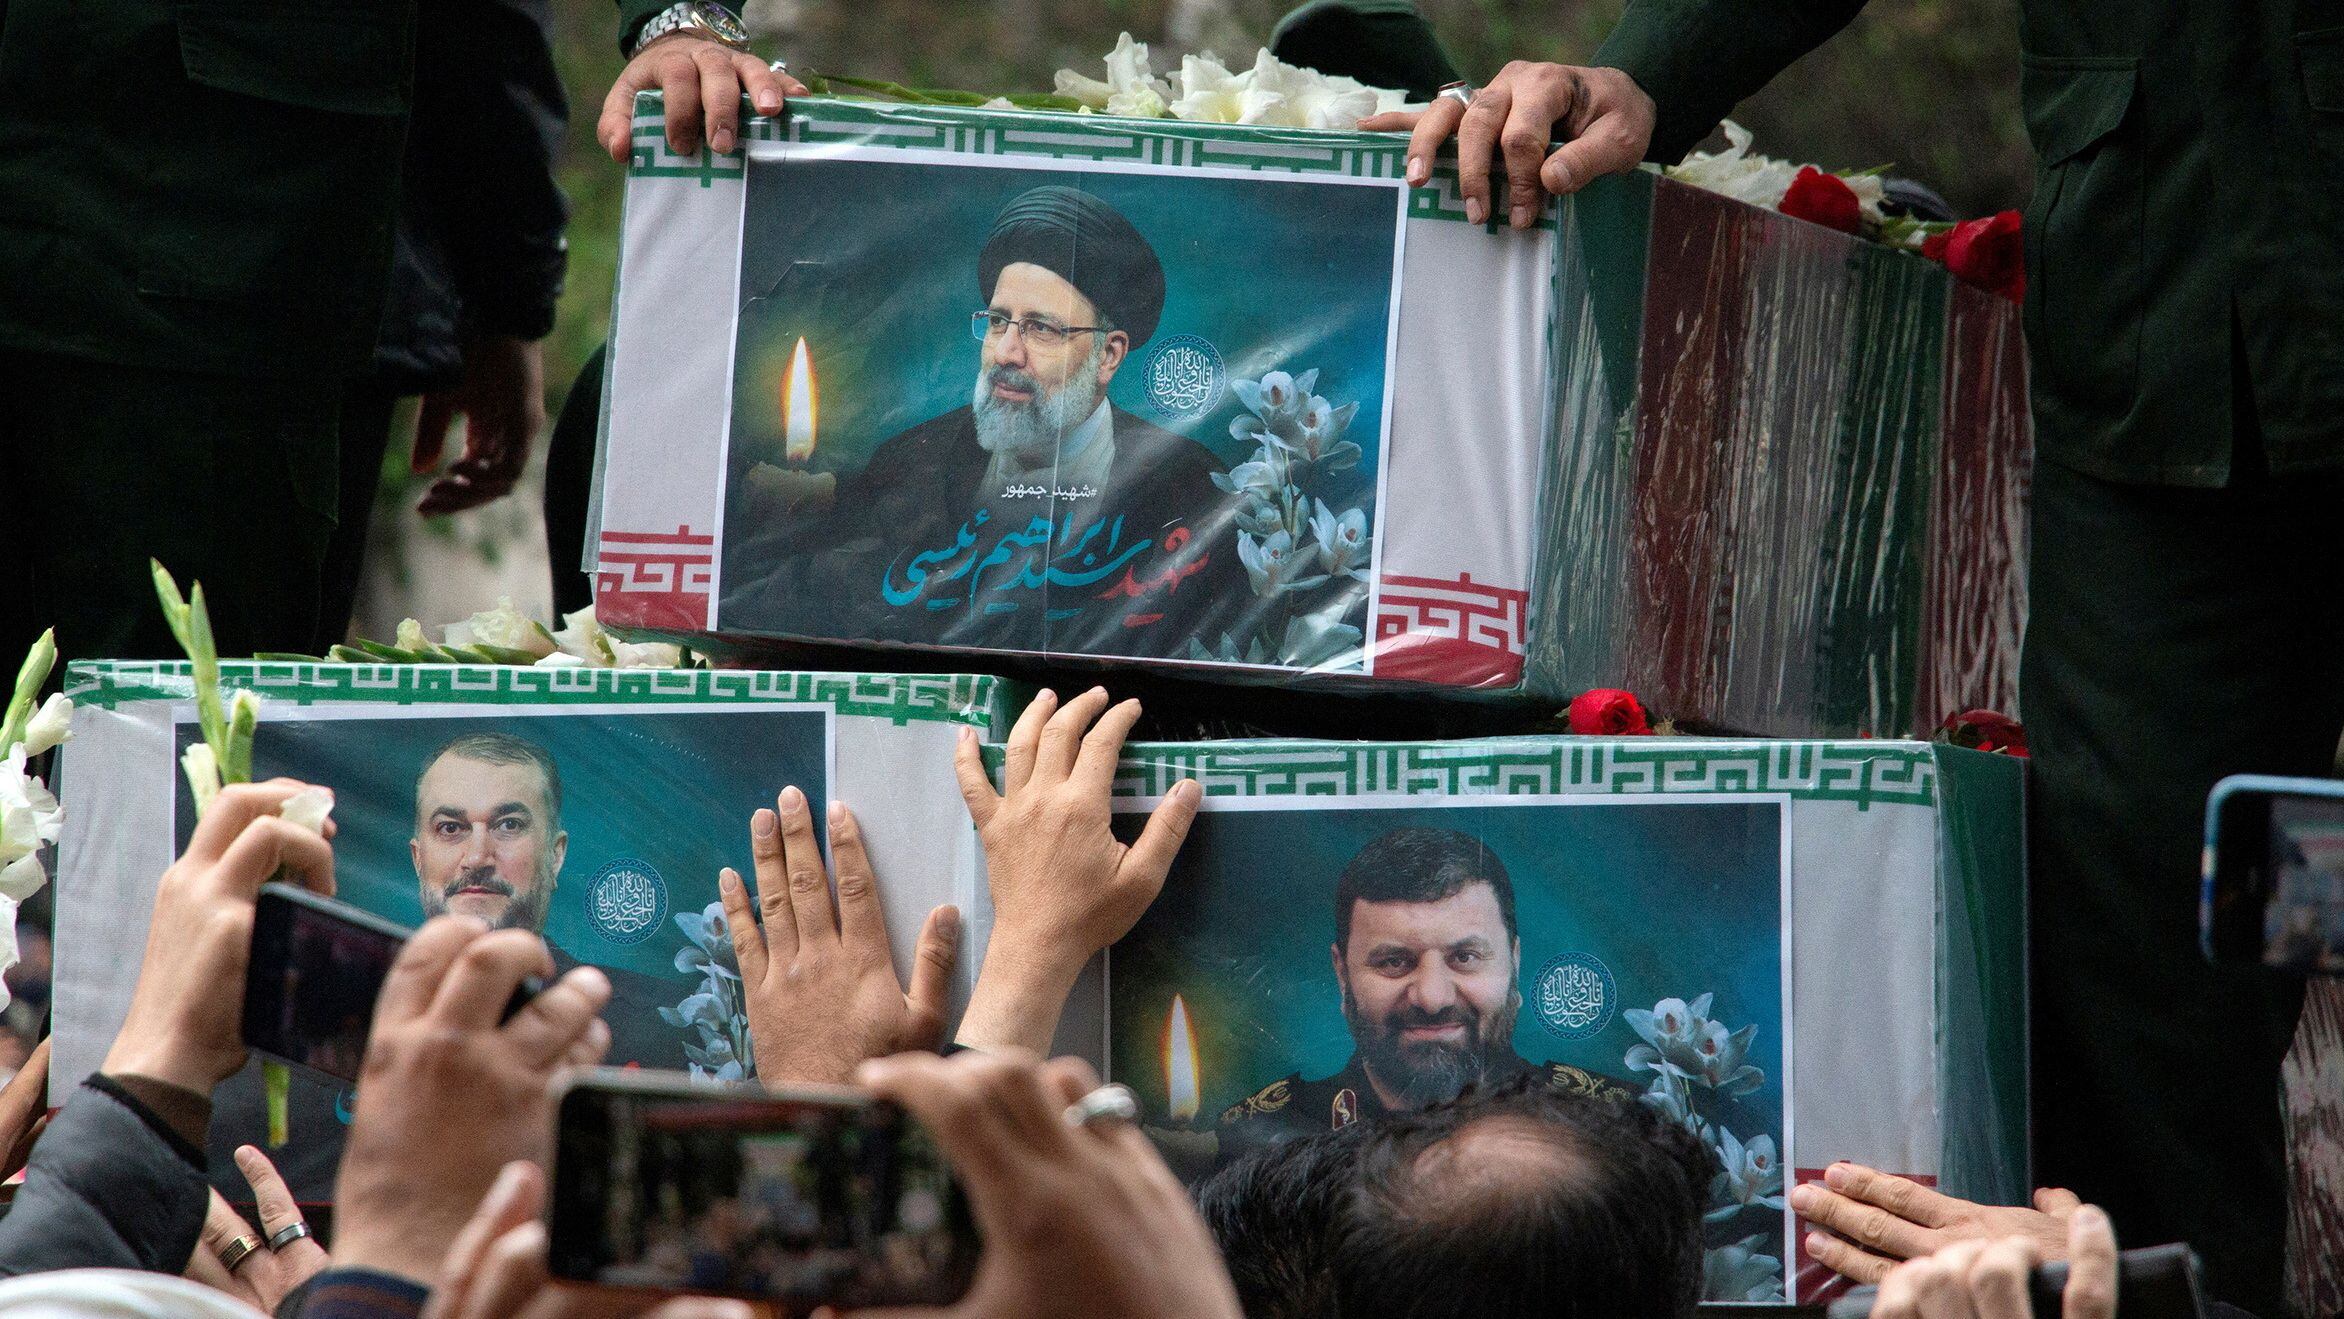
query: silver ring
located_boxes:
[1439,80,1477,109]
[218,1235,263,1273]
[1061,1083,1140,1128]
[768,58,790,74]
[267,1221,312,1250]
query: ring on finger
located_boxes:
[267,1221,313,1250]
[1061,1083,1140,1129]
[218,1235,264,1273]
[768,58,790,74]
[1438,80,1476,109]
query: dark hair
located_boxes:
[1329,1078,1716,1319]
[1193,1125,1367,1319]
[417,731,563,823]
[1333,827,1517,949]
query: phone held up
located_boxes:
[549,1068,981,1308]
[2203,774,2344,976]
[1826,1243,2208,1318]
[243,882,545,1082]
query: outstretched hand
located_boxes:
[721,786,961,1084]
[951,689,1199,1053]
[1359,61,1655,229]
[1794,1162,2084,1285]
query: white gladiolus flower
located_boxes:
[395,617,429,652]
[1168,53,1282,124]
[1247,50,1376,129]
[1049,35,1407,129]
[183,742,221,817]
[536,652,589,669]
[19,693,72,757]
[0,855,43,904]
[278,786,335,835]
[445,597,557,659]
[0,895,18,1013]
[1842,171,1888,225]
[1667,120,1799,211]
[545,605,613,666]
[609,640,686,669]
[0,749,62,869]
[1054,69,1114,109]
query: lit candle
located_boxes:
[1165,993,1200,1124]
[781,336,818,463]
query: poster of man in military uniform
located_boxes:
[1107,795,1792,1293]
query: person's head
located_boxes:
[411,732,567,932]
[1331,827,1522,1107]
[970,186,1164,466]
[1193,1122,1367,1319]
[1326,1080,1715,1319]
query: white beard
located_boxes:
[972,340,1108,469]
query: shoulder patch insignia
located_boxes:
[1218,1077,1295,1125]
[1331,1087,1358,1129]
[1544,1063,1612,1097]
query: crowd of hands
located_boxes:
[56,689,2121,1318]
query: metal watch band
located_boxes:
[632,2,750,57]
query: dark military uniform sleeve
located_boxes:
[1591,0,1869,164]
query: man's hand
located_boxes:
[423,1161,751,1319]
[598,34,807,164]
[189,1147,330,1312]
[951,689,1199,1053]
[330,917,613,1285]
[413,336,545,517]
[1359,61,1656,229]
[1871,1206,2117,1319]
[1794,1162,2084,1285]
[720,786,961,1084]
[101,781,337,1096]
[851,1051,1243,1319]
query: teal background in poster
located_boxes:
[728,150,1399,509]
[172,708,830,982]
[1107,797,1786,1140]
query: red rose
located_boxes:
[1778,166,1862,234]
[1941,210,2025,302]
[1939,708,2029,757]
[1920,231,1951,262]
[1568,689,1653,736]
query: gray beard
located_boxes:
[971,345,1106,469]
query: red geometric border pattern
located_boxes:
[595,526,715,631]
[1372,573,1529,688]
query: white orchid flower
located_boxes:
[1703,1235,1788,1304]
[1308,499,1371,579]
[1211,459,1283,501]
[277,786,335,835]
[1707,1129,1787,1220]
[1237,529,1296,599]
[182,742,221,817]
[18,693,72,758]
[444,597,557,659]
[1276,607,1364,670]
[0,748,63,868]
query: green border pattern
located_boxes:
[1104,737,1942,809]
[66,662,1004,730]
[624,93,1532,226]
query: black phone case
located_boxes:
[1824,1243,2206,1319]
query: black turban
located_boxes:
[977,185,1165,347]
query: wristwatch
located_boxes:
[630,1,751,57]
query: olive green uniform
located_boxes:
[1595,2,2344,1311]
[1215,1051,1618,1168]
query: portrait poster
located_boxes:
[1106,795,1796,1304]
[715,142,1407,674]
[174,701,834,1201]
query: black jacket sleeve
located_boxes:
[1591,0,1869,164]
[0,1078,209,1278]
[405,0,570,343]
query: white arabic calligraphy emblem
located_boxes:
[1536,953,1617,1040]
[587,858,669,946]
[1144,335,1224,419]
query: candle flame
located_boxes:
[1165,994,1199,1123]
[782,337,817,463]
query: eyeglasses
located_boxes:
[970,311,1107,348]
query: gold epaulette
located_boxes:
[1218,1076,1296,1124]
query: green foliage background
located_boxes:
[540,0,2029,428]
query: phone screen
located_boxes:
[550,1079,980,1307]
[2254,794,2344,974]
[244,887,404,1081]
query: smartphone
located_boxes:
[244,883,542,1081]
[1826,1242,2207,1318]
[2203,774,2344,975]
[548,1068,980,1308]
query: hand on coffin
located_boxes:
[1359,61,1655,230]
[1793,1161,2084,1286]
[413,336,547,517]
[599,34,808,163]
[720,787,961,1085]
[100,781,338,1097]
[848,1050,1243,1319]
[950,688,1200,1054]
[1869,1206,2117,1319]
[331,918,612,1286]
[417,1160,751,1319]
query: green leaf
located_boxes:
[252,652,325,663]
[0,627,56,754]
[224,689,258,785]
[149,560,193,652]
[348,638,431,664]
[326,644,379,664]
[1004,93,1084,111]
[185,583,228,761]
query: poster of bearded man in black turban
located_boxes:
[716,144,1407,669]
